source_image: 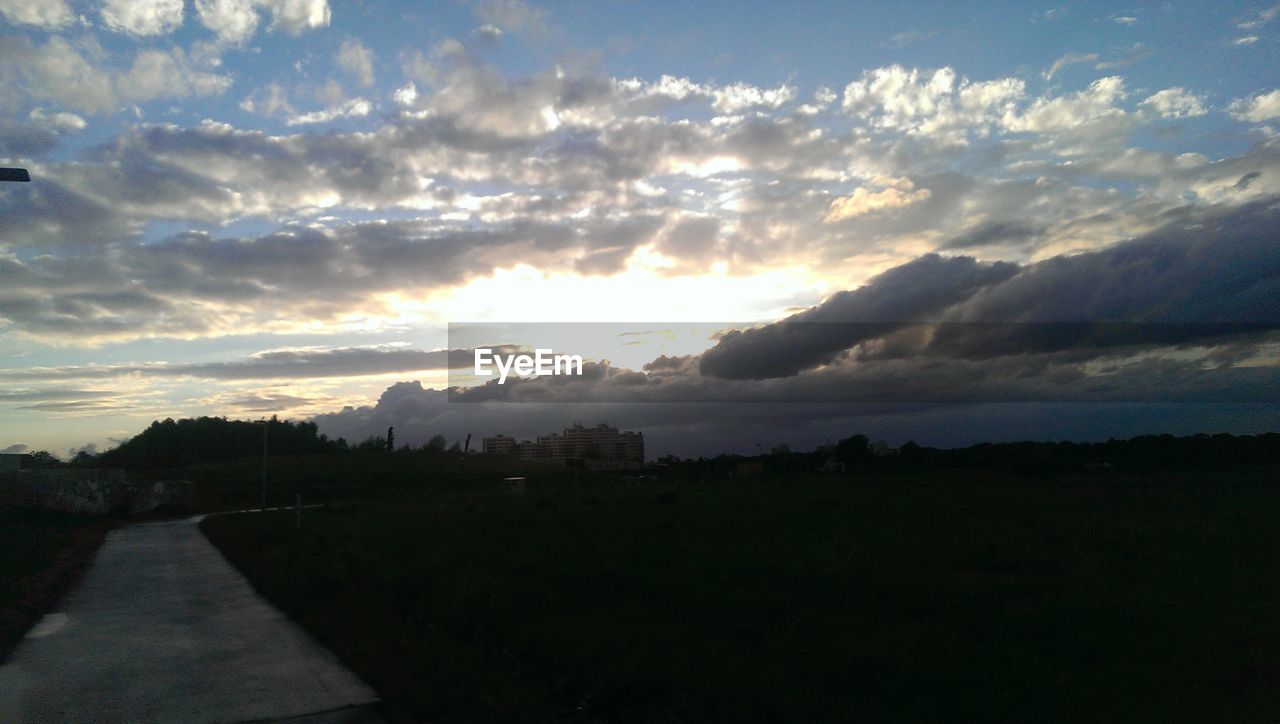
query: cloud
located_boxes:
[260,0,330,35]
[0,121,65,158]
[100,0,185,37]
[0,108,86,158]
[401,45,569,138]
[0,345,510,384]
[699,254,1020,379]
[0,389,117,402]
[0,0,75,29]
[471,24,503,44]
[286,97,372,125]
[67,443,98,457]
[1001,76,1132,152]
[653,216,721,265]
[711,83,795,114]
[1044,52,1098,80]
[841,65,1025,140]
[939,220,1042,250]
[338,38,375,88]
[939,199,1280,325]
[0,207,660,340]
[311,377,1279,458]
[392,82,418,106]
[0,37,232,115]
[18,400,136,414]
[698,199,1280,382]
[1005,76,1126,132]
[825,178,931,222]
[118,48,234,102]
[1036,7,1067,22]
[239,82,294,116]
[192,0,330,42]
[225,393,316,412]
[0,36,117,114]
[1140,88,1208,118]
[475,0,549,40]
[843,65,958,129]
[0,443,30,454]
[1237,5,1279,30]
[1229,89,1280,123]
[28,107,86,132]
[4,55,1278,352]
[1233,35,1260,45]
[195,0,260,44]
[884,30,937,48]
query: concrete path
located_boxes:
[0,517,383,723]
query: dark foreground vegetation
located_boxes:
[0,509,112,658]
[203,465,1280,722]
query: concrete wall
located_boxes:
[0,469,194,516]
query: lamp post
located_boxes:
[261,420,268,510]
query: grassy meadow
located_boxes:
[201,464,1280,722]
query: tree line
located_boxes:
[23,416,468,471]
[659,432,1280,477]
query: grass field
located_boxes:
[201,467,1280,722]
[0,509,113,658]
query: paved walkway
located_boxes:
[0,517,383,723]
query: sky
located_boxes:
[0,0,1277,458]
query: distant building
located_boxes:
[820,457,846,473]
[482,434,517,456]
[870,440,898,456]
[483,422,644,468]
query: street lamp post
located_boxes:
[261,420,268,510]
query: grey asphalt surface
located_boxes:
[0,516,384,723]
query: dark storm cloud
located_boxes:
[941,199,1280,324]
[940,220,1043,250]
[447,351,1279,404]
[699,254,1019,379]
[701,198,1280,379]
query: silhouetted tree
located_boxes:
[96,416,344,469]
[69,450,98,467]
[26,450,63,468]
[834,434,870,467]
